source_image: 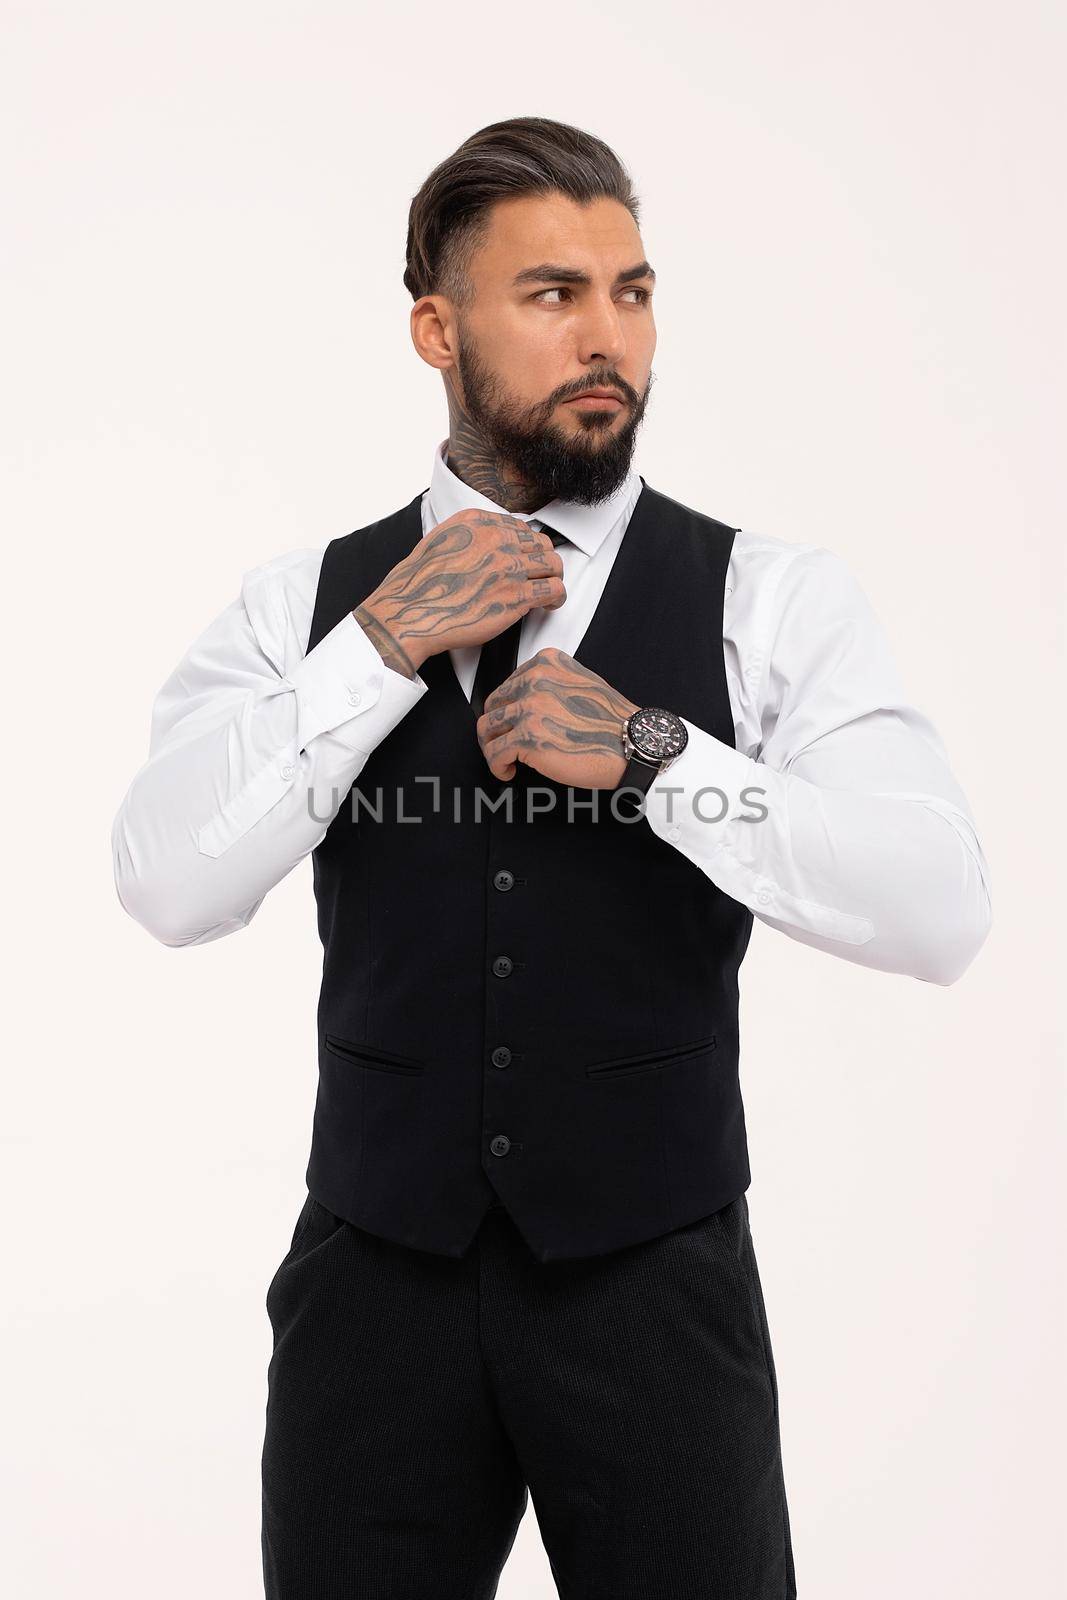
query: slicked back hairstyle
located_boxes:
[404,117,640,308]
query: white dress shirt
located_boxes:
[112,439,992,982]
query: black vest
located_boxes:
[303,478,754,1262]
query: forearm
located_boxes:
[112,610,427,947]
[643,720,992,984]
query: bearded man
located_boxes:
[113,115,991,1600]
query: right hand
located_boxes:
[355,508,566,674]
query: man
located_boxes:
[112,117,991,1598]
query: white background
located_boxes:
[3,2,1063,1595]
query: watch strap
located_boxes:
[614,749,662,817]
[620,751,662,797]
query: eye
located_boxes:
[533,287,653,305]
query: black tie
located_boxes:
[470,522,567,720]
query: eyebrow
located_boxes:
[511,260,657,290]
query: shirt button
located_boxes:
[667,827,680,843]
[757,889,772,906]
[280,763,295,780]
[491,1046,512,1069]
[489,1134,511,1157]
[493,869,515,891]
[347,690,362,706]
[492,955,513,978]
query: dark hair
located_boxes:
[404,117,640,306]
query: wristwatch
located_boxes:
[617,707,689,803]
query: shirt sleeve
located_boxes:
[641,543,992,985]
[111,547,428,947]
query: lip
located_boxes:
[564,391,625,407]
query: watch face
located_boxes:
[628,707,688,761]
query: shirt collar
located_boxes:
[427,438,641,559]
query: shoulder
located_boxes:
[235,544,328,671]
[730,526,819,586]
[723,531,878,731]
[728,528,868,615]
[239,543,326,602]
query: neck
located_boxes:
[444,377,544,513]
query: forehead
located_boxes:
[471,192,645,283]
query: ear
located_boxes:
[410,294,458,372]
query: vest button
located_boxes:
[491,1046,512,1068]
[489,1134,511,1157]
[492,955,513,978]
[493,869,515,892]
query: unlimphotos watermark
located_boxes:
[306,779,769,827]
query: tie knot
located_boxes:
[536,521,567,548]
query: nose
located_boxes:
[575,295,627,368]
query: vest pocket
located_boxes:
[586,1033,717,1080]
[324,1033,425,1075]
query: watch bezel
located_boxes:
[625,707,689,765]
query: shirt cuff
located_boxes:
[286,610,428,754]
[641,718,763,854]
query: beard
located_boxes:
[454,328,653,507]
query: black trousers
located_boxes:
[261,1193,796,1599]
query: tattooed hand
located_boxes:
[477,647,641,788]
[353,509,565,679]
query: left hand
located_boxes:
[477,647,640,788]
